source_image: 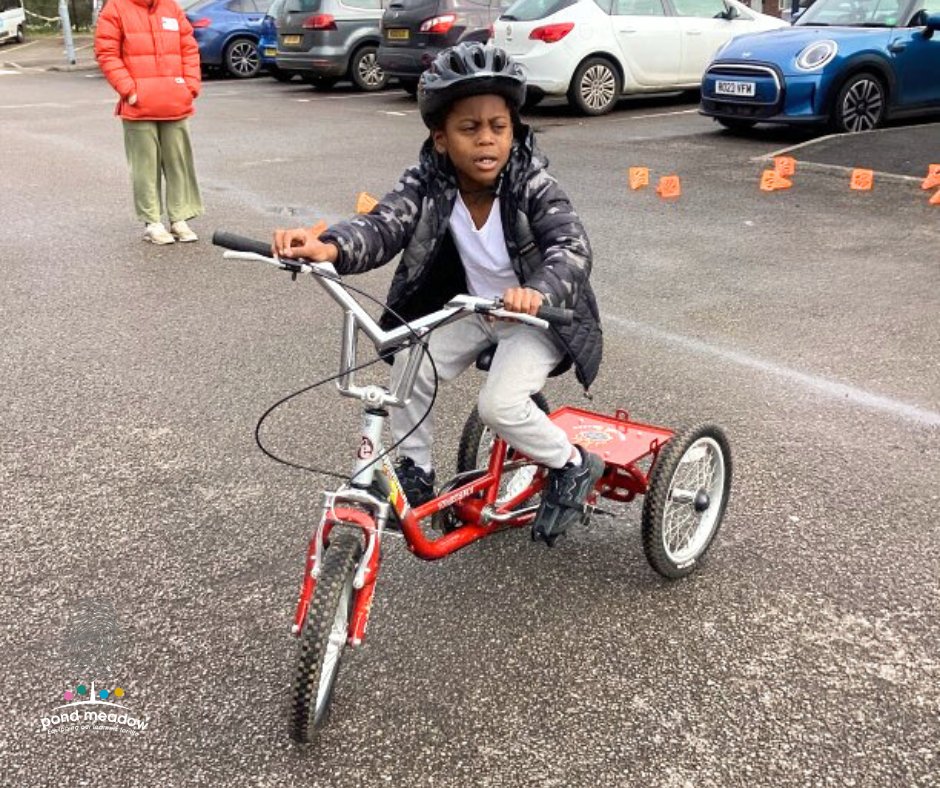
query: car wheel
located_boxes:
[16,25,26,44]
[568,57,621,116]
[399,78,419,97]
[224,38,261,79]
[830,72,886,133]
[716,118,756,133]
[350,45,387,92]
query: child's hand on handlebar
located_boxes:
[273,226,339,263]
[502,287,544,316]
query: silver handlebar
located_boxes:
[222,250,550,409]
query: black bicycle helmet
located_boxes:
[418,42,527,129]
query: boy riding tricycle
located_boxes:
[214,41,731,743]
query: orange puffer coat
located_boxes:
[94,0,201,121]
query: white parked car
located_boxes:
[492,0,787,115]
[0,0,26,45]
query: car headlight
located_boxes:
[796,40,838,71]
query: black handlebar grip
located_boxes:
[536,305,574,326]
[212,231,274,258]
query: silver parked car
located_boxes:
[276,0,388,90]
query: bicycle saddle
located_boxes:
[475,344,497,372]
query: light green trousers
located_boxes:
[122,119,203,225]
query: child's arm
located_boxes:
[520,171,593,309]
[277,166,427,275]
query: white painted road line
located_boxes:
[1,40,39,54]
[0,99,114,109]
[628,108,700,120]
[607,315,940,428]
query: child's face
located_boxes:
[432,94,513,192]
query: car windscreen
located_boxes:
[500,0,578,21]
[282,0,323,12]
[180,0,211,10]
[796,0,912,26]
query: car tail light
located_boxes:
[529,23,574,43]
[302,14,337,30]
[190,17,211,28]
[419,14,456,34]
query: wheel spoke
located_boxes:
[660,436,725,563]
[842,79,882,131]
[582,66,615,110]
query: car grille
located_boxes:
[703,62,782,113]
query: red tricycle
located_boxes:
[214,232,732,744]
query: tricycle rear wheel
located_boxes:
[434,393,550,533]
[289,531,362,743]
[642,425,731,579]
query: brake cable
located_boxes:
[253,267,444,486]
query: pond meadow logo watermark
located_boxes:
[39,681,150,736]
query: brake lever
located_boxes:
[477,305,550,330]
[222,250,313,280]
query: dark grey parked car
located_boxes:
[276,0,388,90]
[377,0,507,95]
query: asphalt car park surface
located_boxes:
[3,70,939,787]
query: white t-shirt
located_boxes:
[448,194,520,299]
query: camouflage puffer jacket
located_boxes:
[319,125,602,389]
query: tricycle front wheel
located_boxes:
[642,425,731,579]
[289,531,363,743]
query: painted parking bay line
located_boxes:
[627,108,700,120]
[607,315,940,428]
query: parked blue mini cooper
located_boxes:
[700,0,940,133]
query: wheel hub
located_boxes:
[693,489,710,513]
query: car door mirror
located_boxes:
[925,13,940,39]
[720,5,740,20]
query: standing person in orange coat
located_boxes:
[95,0,204,244]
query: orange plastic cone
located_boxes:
[628,167,650,190]
[356,192,379,213]
[930,190,940,205]
[850,169,874,191]
[773,156,796,177]
[921,164,940,190]
[760,169,792,192]
[656,175,681,199]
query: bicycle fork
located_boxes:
[292,405,394,647]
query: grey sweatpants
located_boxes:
[390,315,574,472]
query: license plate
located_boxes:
[386,28,410,41]
[715,80,756,97]
[282,34,302,45]
[264,47,276,57]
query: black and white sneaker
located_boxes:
[532,447,605,546]
[395,457,436,508]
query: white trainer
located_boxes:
[170,220,198,243]
[144,222,176,245]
